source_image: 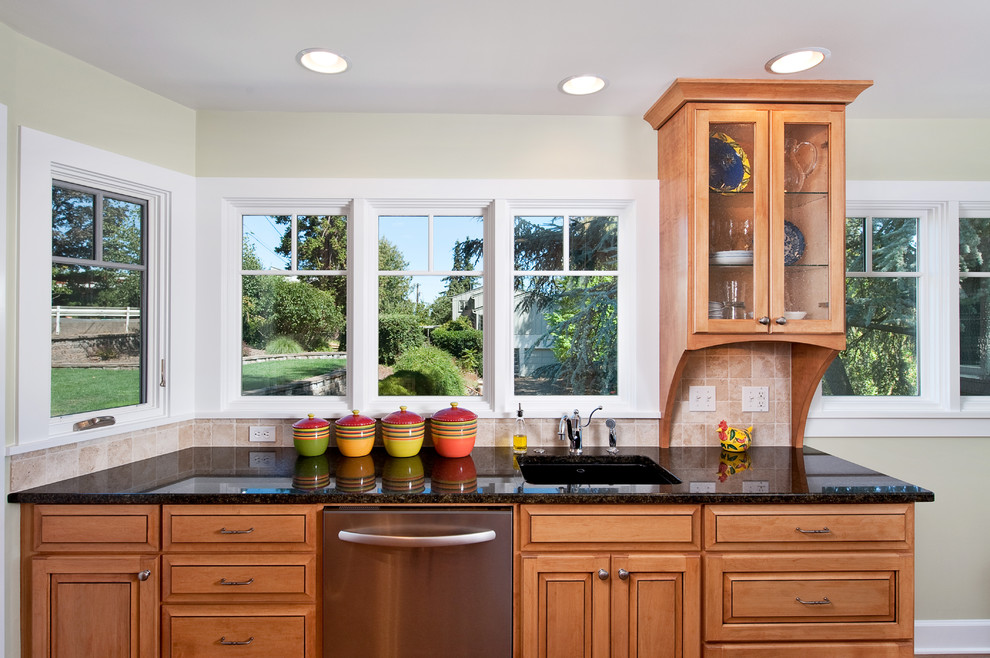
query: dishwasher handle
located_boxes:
[338,528,497,548]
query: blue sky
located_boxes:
[242,214,483,303]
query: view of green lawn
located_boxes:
[241,358,346,392]
[51,368,140,417]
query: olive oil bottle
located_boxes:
[512,403,527,453]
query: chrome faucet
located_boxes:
[558,406,603,455]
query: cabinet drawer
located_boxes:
[729,573,895,620]
[31,504,160,552]
[705,504,912,550]
[163,554,317,603]
[520,504,700,550]
[163,605,315,658]
[704,553,913,642]
[704,641,912,657]
[163,505,318,552]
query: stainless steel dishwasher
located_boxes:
[323,506,512,657]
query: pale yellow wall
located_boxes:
[195,110,657,179]
[0,28,196,175]
[847,117,990,181]
[806,436,990,620]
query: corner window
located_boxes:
[240,213,348,396]
[513,214,618,396]
[51,181,147,416]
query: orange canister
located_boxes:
[334,410,376,457]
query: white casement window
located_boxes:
[808,182,990,437]
[14,128,192,451]
[214,180,658,419]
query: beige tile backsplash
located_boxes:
[8,343,792,491]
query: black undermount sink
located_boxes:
[516,454,681,486]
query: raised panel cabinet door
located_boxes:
[611,555,701,658]
[521,554,611,658]
[31,555,158,658]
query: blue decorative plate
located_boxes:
[709,132,751,194]
[784,221,805,265]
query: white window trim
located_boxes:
[205,178,660,419]
[807,180,990,438]
[11,128,193,453]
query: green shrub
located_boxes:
[271,279,343,352]
[393,345,465,396]
[378,370,431,396]
[431,322,483,375]
[378,314,425,365]
[264,336,303,355]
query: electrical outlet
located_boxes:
[689,481,716,493]
[249,425,276,442]
[742,480,770,493]
[688,385,716,412]
[741,386,769,412]
[249,451,276,468]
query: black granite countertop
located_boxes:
[7,445,933,505]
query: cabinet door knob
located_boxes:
[137,570,151,581]
[618,568,630,580]
[758,316,771,325]
[775,317,788,325]
[597,569,609,580]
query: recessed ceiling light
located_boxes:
[559,75,607,96]
[765,48,830,74]
[297,48,349,74]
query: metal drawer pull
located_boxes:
[795,526,831,534]
[618,569,630,580]
[219,527,255,534]
[338,529,495,548]
[219,577,255,586]
[219,636,254,646]
[796,596,832,605]
[137,570,151,581]
[597,569,609,580]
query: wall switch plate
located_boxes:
[742,480,770,493]
[689,481,716,493]
[249,425,276,442]
[688,385,716,412]
[741,386,769,412]
[249,451,276,468]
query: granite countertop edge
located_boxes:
[8,490,935,506]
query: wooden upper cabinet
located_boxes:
[645,79,871,447]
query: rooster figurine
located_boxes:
[717,420,752,452]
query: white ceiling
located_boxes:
[1,0,986,119]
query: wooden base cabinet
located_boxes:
[521,554,700,658]
[702,504,915,656]
[22,504,161,658]
[518,505,703,657]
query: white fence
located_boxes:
[51,306,140,335]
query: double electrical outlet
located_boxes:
[688,385,769,412]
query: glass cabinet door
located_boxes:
[770,110,844,334]
[698,110,768,333]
